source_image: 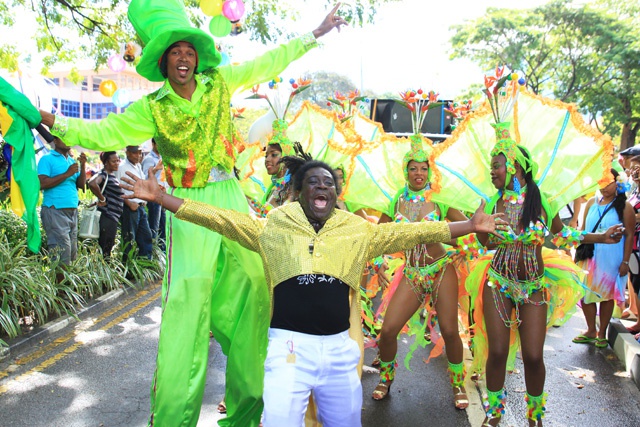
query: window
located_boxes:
[59,100,80,118]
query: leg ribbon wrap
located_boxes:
[448,361,466,388]
[525,392,547,421]
[484,388,507,418]
[379,357,397,383]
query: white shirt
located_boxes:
[116,158,145,204]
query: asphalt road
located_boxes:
[1,283,640,427]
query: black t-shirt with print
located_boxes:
[270,274,350,335]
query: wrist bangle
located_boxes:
[99,198,106,203]
[623,261,629,265]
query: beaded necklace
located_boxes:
[404,182,431,203]
[398,187,436,265]
[271,171,291,206]
[500,185,526,205]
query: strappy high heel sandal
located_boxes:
[481,415,501,426]
[453,385,469,409]
[372,380,392,400]
[371,353,381,368]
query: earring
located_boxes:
[512,176,521,193]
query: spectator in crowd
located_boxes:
[37,136,86,267]
[141,139,166,250]
[116,145,153,263]
[88,151,124,259]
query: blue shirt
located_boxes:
[37,151,80,209]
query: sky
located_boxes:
[5,0,550,100]
[222,0,550,98]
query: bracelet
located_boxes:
[623,261,630,265]
[99,197,106,203]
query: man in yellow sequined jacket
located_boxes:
[37,1,348,426]
[119,156,504,427]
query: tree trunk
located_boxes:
[620,121,640,150]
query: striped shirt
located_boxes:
[96,170,124,222]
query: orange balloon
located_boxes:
[99,80,117,97]
[201,0,223,16]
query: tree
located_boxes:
[295,71,359,108]
[450,0,640,148]
[0,0,398,74]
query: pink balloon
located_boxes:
[107,54,126,72]
[222,0,245,22]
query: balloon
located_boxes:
[112,89,131,108]
[209,15,231,37]
[201,0,223,16]
[99,80,117,97]
[247,110,277,147]
[107,54,126,72]
[222,0,245,22]
[219,52,231,66]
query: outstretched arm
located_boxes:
[219,4,348,94]
[39,98,156,151]
[120,171,264,251]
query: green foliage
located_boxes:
[0,208,28,248]
[0,204,166,347]
[450,0,640,148]
[0,235,82,347]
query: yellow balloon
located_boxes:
[201,0,223,16]
[511,72,519,81]
[99,79,117,97]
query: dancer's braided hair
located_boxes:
[281,142,342,195]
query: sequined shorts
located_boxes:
[487,268,545,305]
[404,255,450,303]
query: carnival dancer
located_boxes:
[462,77,624,425]
[370,90,473,408]
[120,152,507,427]
[37,1,347,425]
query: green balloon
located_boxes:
[209,15,231,37]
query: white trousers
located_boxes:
[263,328,362,427]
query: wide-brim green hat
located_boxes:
[128,0,220,82]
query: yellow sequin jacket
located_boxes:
[175,199,451,367]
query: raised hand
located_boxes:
[312,3,349,39]
[120,170,160,203]
[470,200,506,239]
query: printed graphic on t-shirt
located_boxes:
[296,274,338,285]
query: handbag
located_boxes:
[79,174,108,240]
[574,202,614,262]
[629,251,640,276]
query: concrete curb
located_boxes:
[0,284,143,362]
[608,319,640,390]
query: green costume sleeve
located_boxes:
[367,221,451,259]
[50,97,156,150]
[218,33,318,94]
[174,198,265,252]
